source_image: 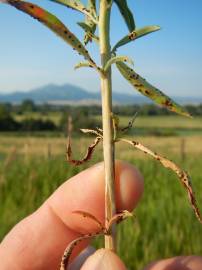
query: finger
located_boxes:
[0,160,144,270]
[48,160,144,234]
[144,256,202,270]
[81,248,127,270]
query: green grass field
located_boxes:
[1,116,202,269]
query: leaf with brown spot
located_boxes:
[104,55,134,73]
[112,25,160,52]
[116,62,191,117]
[60,231,104,270]
[4,0,92,61]
[120,138,202,224]
[49,0,97,24]
[80,128,102,137]
[107,210,133,231]
[66,136,101,166]
[74,61,94,70]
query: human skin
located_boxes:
[0,161,201,270]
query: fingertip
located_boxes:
[80,249,127,270]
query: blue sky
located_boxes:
[0,0,202,97]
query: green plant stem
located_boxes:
[99,0,116,251]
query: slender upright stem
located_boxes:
[99,0,116,251]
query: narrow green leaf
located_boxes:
[104,55,134,72]
[116,62,191,117]
[114,0,135,32]
[49,0,97,23]
[4,0,93,62]
[113,25,161,52]
[74,61,94,69]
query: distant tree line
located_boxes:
[0,100,202,132]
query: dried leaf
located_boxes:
[116,62,191,117]
[120,138,202,224]
[114,0,135,32]
[4,0,93,62]
[112,25,160,52]
[104,55,134,72]
[80,128,102,137]
[60,231,104,270]
[107,210,133,231]
[72,210,104,230]
[66,136,101,166]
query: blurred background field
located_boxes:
[0,104,202,269]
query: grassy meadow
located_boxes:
[0,115,202,269]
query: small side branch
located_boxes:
[119,138,202,224]
[60,209,133,270]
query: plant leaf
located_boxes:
[66,136,101,166]
[107,210,133,231]
[80,128,102,137]
[49,0,97,23]
[80,0,97,45]
[104,55,134,72]
[116,62,191,117]
[60,231,104,270]
[114,0,135,32]
[74,61,94,70]
[120,138,202,225]
[112,25,160,52]
[4,0,93,62]
[78,21,93,32]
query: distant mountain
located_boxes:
[0,83,201,105]
[0,83,148,105]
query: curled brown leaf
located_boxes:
[120,138,202,224]
[66,136,101,166]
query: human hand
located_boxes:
[1,161,201,270]
[0,161,143,270]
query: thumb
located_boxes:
[80,248,127,270]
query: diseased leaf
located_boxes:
[116,62,191,117]
[87,0,96,19]
[104,55,134,72]
[74,61,94,70]
[112,25,160,52]
[60,231,104,270]
[114,0,135,32]
[4,0,93,62]
[81,0,97,45]
[49,0,97,23]
[72,210,104,230]
[80,128,102,137]
[66,136,101,166]
[120,138,202,225]
[78,21,99,44]
[107,210,133,231]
